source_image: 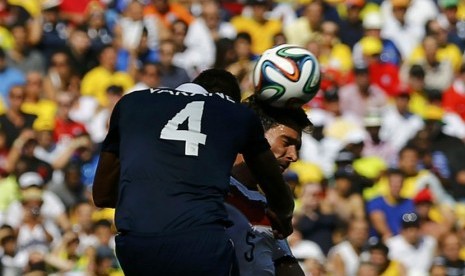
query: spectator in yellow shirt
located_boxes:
[318,20,353,75]
[409,19,462,73]
[80,45,134,107]
[230,0,282,55]
[284,1,323,47]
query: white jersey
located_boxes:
[226,177,294,276]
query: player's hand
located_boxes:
[266,209,293,239]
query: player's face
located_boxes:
[265,124,301,172]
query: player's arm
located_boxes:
[92,99,122,209]
[369,210,393,242]
[92,152,120,208]
[243,149,294,238]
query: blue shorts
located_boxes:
[115,226,238,276]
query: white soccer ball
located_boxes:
[253,44,321,108]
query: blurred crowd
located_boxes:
[0,0,465,275]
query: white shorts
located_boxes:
[225,203,293,276]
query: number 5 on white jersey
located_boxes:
[160,101,207,156]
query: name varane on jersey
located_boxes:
[150,88,236,103]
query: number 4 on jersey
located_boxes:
[160,101,207,156]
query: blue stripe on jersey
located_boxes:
[229,177,267,203]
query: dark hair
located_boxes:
[106,85,124,96]
[369,240,389,255]
[426,88,443,102]
[243,95,313,134]
[93,219,112,231]
[192,69,241,102]
[398,144,418,158]
[409,64,425,79]
[235,32,252,44]
[214,38,236,69]
[385,167,405,178]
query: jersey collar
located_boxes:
[176,83,209,95]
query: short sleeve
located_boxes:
[240,110,270,157]
[366,197,383,215]
[101,99,121,155]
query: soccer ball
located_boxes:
[253,44,321,108]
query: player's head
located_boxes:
[192,69,241,102]
[243,95,313,172]
[244,95,312,134]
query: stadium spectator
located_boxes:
[157,38,191,88]
[437,0,465,52]
[411,18,462,73]
[367,168,415,240]
[213,37,236,70]
[198,0,236,42]
[325,167,365,222]
[84,2,113,54]
[0,86,36,149]
[65,27,95,77]
[53,92,87,144]
[420,104,465,201]
[0,48,26,111]
[48,161,88,211]
[337,0,365,50]
[353,11,402,67]
[230,0,282,55]
[143,0,194,29]
[0,224,22,275]
[284,1,323,48]
[80,45,134,107]
[35,0,69,64]
[366,240,406,275]
[127,62,161,93]
[87,85,124,144]
[5,171,68,232]
[6,24,45,75]
[327,219,369,276]
[442,63,465,122]
[367,143,455,205]
[287,228,326,270]
[22,71,57,125]
[318,21,353,75]
[380,0,438,58]
[295,183,339,255]
[380,91,424,153]
[42,51,80,101]
[114,0,160,53]
[386,212,437,275]
[434,231,465,275]
[226,32,257,96]
[401,35,454,92]
[338,63,387,120]
[362,112,397,164]
[300,107,343,178]
[46,230,92,274]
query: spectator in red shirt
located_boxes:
[53,92,87,144]
[442,63,465,122]
[359,36,401,97]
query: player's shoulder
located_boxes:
[118,88,166,104]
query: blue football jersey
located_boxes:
[101,83,270,234]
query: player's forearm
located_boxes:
[92,152,120,208]
[370,212,392,239]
